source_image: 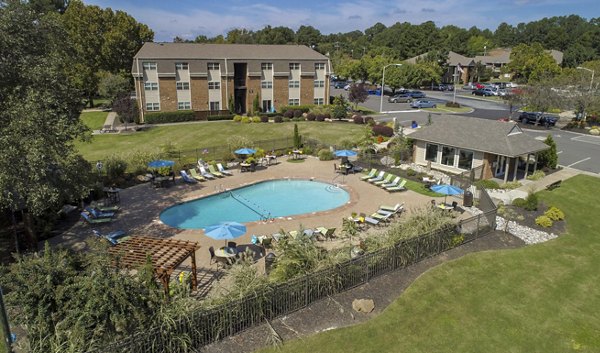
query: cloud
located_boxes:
[421,8,435,13]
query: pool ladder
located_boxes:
[228,191,272,221]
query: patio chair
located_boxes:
[361,168,377,181]
[92,229,128,245]
[208,164,225,178]
[451,201,458,209]
[315,227,336,241]
[198,165,216,179]
[371,212,392,223]
[84,206,115,219]
[180,170,197,184]
[368,171,385,183]
[188,168,206,182]
[386,179,407,192]
[363,215,380,226]
[381,176,401,188]
[374,174,394,186]
[81,212,113,225]
[208,246,216,264]
[217,163,233,176]
[91,203,120,213]
[379,203,404,214]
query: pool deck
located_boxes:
[51,156,451,294]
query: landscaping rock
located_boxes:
[352,299,375,313]
[495,216,558,244]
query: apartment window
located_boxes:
[261,63,273,70]
[144,82,158,91]
[288,80,300,88]
[208,81,221,90]
[314,80,325,88]
[261,81,273,89]
[142,62,156,70]
[207,62,220,70]
[145,102,160,111]
[313,98,324,105]
[425,144,438,162]
[441,146,455,166]
[175,62,188,70]
[288,98,300,106]
[315,63,325,70]
[209,101,220,111]
[177,102,191,110]
[262,100,272,112]
[289,63,300,70]
[458,149,474,170]
[176,82,190,90]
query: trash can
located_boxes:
[463,190,473,207]
[265,253,276,275]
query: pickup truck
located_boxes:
[518,112,558,127]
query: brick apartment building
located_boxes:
[131,43,331,121]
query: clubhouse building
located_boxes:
[131,43,331,121]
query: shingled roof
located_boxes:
[133,42,329,61]
[408,115,549,157]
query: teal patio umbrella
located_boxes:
[431,184,464,203]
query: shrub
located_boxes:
[524,192,539,211]
[526,170,545,181]
[274,116,283,123]
[144,111,195,124]
[293,109,303,118]
[315,115,325,122]
[535,215,553,228]
[474,179,500,189]
[279,104,313,114]
[104,155,128,182]
[318,149,334,161]
[260,116,269,123]
[302,145,314,155]
[406,168,416,177]
[283,110,294,118]
[372,124,394,137]
[377,136,384,143]
[512,198,527,207]
[241,116,251,123]
[353,115,365,124]
[207,114,234,121]
[323,112,331,120]
[306,113,316,121]
[251,117,261,123]
[544,206,565,221]
[445,102,461,108]
[500,181,522,189]
[233,115,243,122]
[282,117,291,122]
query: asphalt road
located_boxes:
[331,87,600,174]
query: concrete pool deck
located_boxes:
[50,156,459,294]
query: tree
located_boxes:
[348,83,368,109]
[112,92,139,126]
[537,134,558,169]
[293,124,302,149]
[295,25,321,46]
[98,72,131,103]
[331,95,349,120]
[506,43,561,83]
[252,92,260,115]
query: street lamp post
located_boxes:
[379,63,403,113]
[576,66,595,91]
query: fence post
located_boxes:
[476,213,481,238]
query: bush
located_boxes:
[260,116,269,123]
[207,114,234,121]
[353,115,365,124]
[279,104,313,114]
[306,113,316,121]
[144,111,195,124]
[104,155,128,182]
[544,206,565,221]
[512,198,527,208]
[315,115,325,122]
[241,116,251,123]
[251,116,261,123]
[233,115,243,122]
[474,179,500,189]
[372,124,394,137]
[293,109,303,118]
[445,102,461,108]
[283,110,294,118]
[323,112,331,120]
[526,170,545,181]
[282,117,291,122]
[406,168,417,177]
[524,192,539,211]
[535,215,553,227]
[302,145,314,155]
[274,116,283,123]
[318,149,334,161]
[500,181,522,189]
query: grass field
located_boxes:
[75,121,366,161]
[80,111,108,131]
[260,175,600,353]
[425,105,472,114]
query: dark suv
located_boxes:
[518,112,558,127]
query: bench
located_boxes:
[546,180,562,191]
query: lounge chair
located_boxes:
[381,176,401,188]
[364,216,380,226]
[92,229,128,245]
[180,170,197,184]
[379,203,404,213]
[386,179,407,192]
[208,165,225,178]
[217,163,233,176]
[91,203,120,212]
[315,227,336,240]
[188,168,206,181]
[368,171,385,183]
[84,207,115,219]
[81,212,113,224]
[374,174,393,186]
[360,169,377,181]
[371,212,392,222]
[198,165,216,179]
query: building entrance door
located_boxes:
[495,155,506,177]
[234,89,246,114]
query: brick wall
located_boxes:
[191,77,208,111]
[481,152,496,179]
[246,76,261,114]
[300,77,314,105]
[273,77,289,110]
[221,77,234,110]
[159,77,177,112]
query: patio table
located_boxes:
[215,246,238,258]
[437,203,455,211]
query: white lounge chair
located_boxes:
[381,176,401,188]
[386,179,407,192]
[217,163,233,176]
[198,165,215,179]
[368,171,385,183]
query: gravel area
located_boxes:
[495,216,559,244]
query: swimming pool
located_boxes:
[159,179,350,230]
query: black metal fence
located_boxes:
[88,200,497,353]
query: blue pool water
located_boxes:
[160,179,350,229]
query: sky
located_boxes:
[86,0,600,42]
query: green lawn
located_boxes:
[80,111,108,130]
[75,121,365,161]
[259,175,600,353]
[425,106,472,114]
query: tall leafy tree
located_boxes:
[506,43,561,82]
[348,83,368,109]
[295,25,321,46]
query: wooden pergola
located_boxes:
[109,236,200,294]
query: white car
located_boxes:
[343,84,351,90]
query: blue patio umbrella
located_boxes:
[234,148,257,155]
[431,184,464,203]
[147,159,175,168]
[334,149,358,157]
[204,221,247,242]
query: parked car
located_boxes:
[518,112,558,127]
[334,81,347,89]
[463,82,477,90]
[472,88,495,96]
[410,100,437,109]
[430,84,448,91]
[388,94,413,103]
[407,90,426,98]
[475,83,486,89]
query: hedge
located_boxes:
[207,114,234,121]
[279,105,314,114]
[145,111,195,124]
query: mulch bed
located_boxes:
[504,202,566,235]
